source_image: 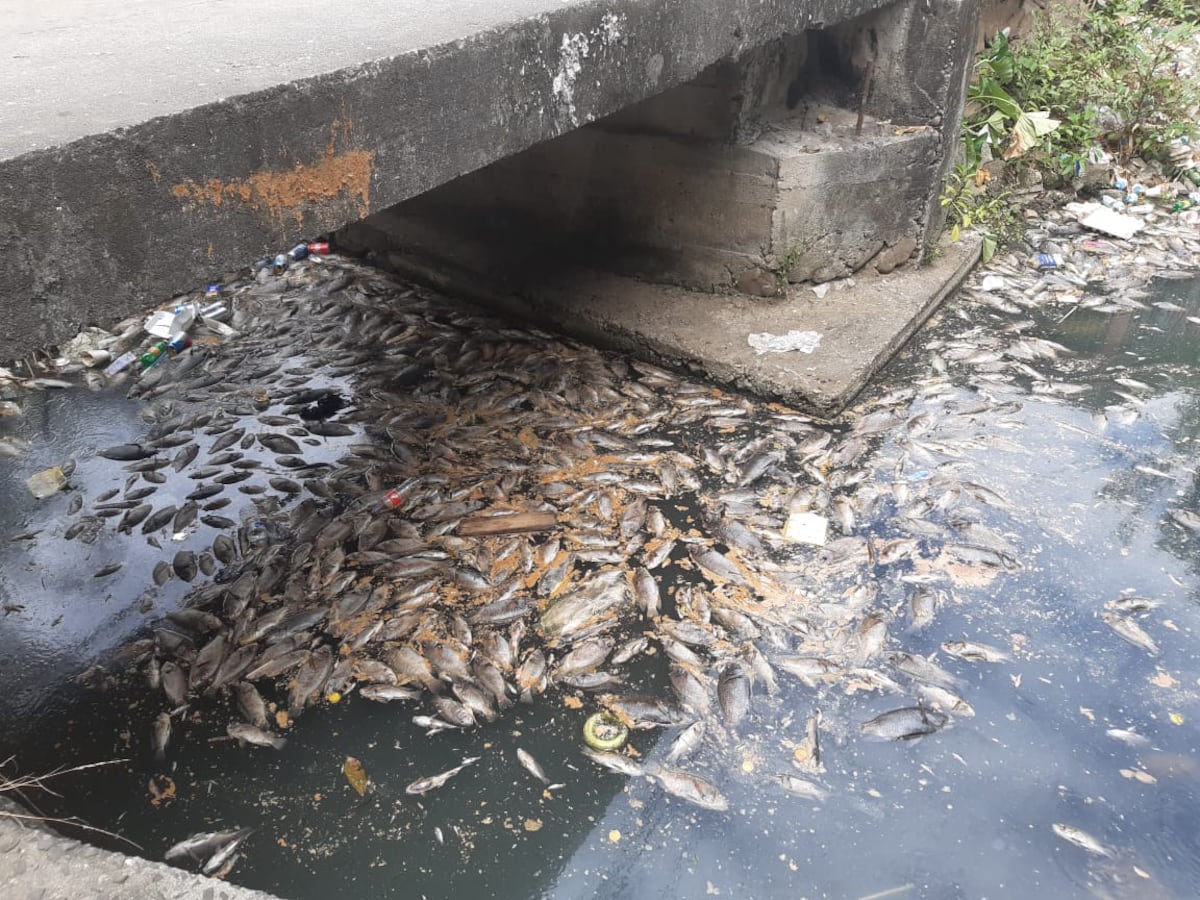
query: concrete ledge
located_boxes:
[0,800,279,900]
[373,233,982,416]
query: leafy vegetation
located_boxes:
[942,0,1200,255]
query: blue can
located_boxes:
[272,254,287,275]
[287,243,310,261]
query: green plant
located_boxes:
[963,32,1061,172]
[1009,0,1200,167]
[939,165,1016,263]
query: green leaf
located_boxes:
[950,223,961,242]
[982,234,997,263]
[1004,110,1061,159]
[970,79,1023,121]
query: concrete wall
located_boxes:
[340,0,982,295]
[0,0,907,364]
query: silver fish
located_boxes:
[227,723,287,750]
[1051,823,1113,858]
[405,757,480,795]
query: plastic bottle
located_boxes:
[272,254,288,276]
[104,351,138,376]
[1034,253,1063,269]
[139,341,169,368]
[371,488,406,514]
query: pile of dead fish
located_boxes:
[37,197,1195,867]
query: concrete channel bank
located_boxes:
[2,0,991,895]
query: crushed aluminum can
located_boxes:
[307,241,330,255]
[1034,253,1063,269]
[287,243,309,261]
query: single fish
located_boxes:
[941,640,1010,663]
[644,763,728,811]
[775,774,827,802]
[860,705,948,740]
[235,681,269,728]
[1051,823,1113,858]
[151,712,171,762]
[516,748,551,785]
[1100,612,1158,656]
[581,747,644,777]
[405,757,480,795]
[665,720,706,764]
[227,723,287,750]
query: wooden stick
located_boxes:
[457,510,557,537]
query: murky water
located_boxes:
[3,266,1200,900]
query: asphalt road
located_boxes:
[0,0,588,158]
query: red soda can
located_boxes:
[307,241,330,255]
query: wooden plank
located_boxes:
[456,510,557,537]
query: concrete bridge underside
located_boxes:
[4,0,981,401]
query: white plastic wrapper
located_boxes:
[747,330,822,355]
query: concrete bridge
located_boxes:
[3,0,982,413]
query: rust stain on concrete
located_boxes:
[169,114,373,230]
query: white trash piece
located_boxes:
[783,512,828,546]
[748,330,822,355]
[1065,202,1145,241]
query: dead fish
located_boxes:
[211,534,238,564]
[665,720,706,764]
[202,514,237,530]
[118,503,153,533]
[941,640,1010,663]
[172,443,199,472]
[141,505,178,534]
[187,484,224,501]
[860,705,948,740]
[258,433,303,455]
[151,711,171,762]
[209,427,246,455]
[717,661,750,727]
[433,696,476,728]
[1100,612,1158,656]
[99,443,155,461]
[200,827,252,876]
[227,723,287,750]
[165,827,253,867]
[189,634,227,693]
[235,682,269,728]
[173,550,197,582]
[161,661,188,706]
[775,774,827,802]
[582,748,644,777]
[405,757,479,795]
[643,763,728,811]
[360,684,423,703]
[1105,728,1149,747]
[516,748,551,785]
[289,645,334,714]
[412,715,459,736]
[1051,823,1113,858]
[93,562,123,578]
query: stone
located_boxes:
[873,238,918,274]
[736,269,782,298]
